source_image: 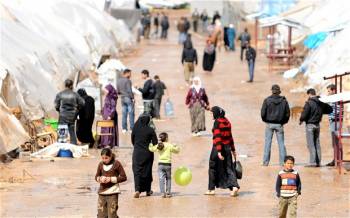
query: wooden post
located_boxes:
[288,26,292,52]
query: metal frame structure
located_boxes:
[323,72,350,173]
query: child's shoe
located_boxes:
[166,193,172,198]
[204,190,215,195]
[162,193,166,198]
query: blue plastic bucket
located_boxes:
[57,149,73,158]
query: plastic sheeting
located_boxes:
[0,98,29,154]
[31,143,89,158]
[303,32,328,49]
[301,23,350,85]
[0,0,135,120]
[277,0,350,45]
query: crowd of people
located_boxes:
[139,12,170,40]
[51,10,342,218]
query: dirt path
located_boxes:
[0,11,349,218]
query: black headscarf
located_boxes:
[133,113,151,129]
[211,106,225,119]
[77,88,87,97]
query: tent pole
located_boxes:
[255,18,258,51]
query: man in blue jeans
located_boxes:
[117,69,135,133]
[299,88,333,167]
[245,42,256,83]
[261,85,290,166]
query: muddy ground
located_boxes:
[1,10,349,218]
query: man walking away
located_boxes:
[192,9,200,33]
[153,75,168,120]
[184,17,191,38]
[245,42,256,83]
[54,79,85,144]
[182,40,198,85]
[143,13,151,39]
[200,9,208,33]
[325,84,342,166]
[227,24,236,51]
[117,69,135,133]
[299,88,333,167]
[160,13,169,39]
[261,84,290,166]
[177,17,186,44]
[152,13,160,38]
[238,28,251,61]
[138,70,156,117]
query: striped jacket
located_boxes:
[212,117,235,152]
[276,169,301,197]
[328,102,343,121]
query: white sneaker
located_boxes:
[195,132,201,137]
[192,132,198,137]
[230,187,239,197]
[122,129,127,134]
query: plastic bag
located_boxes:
[164,99,174,117]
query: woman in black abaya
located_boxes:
[76,89,95,147]
[205,106,239,197]
[131,114,158,198]
[202,39,216,72]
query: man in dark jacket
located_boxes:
[238,28,251,61]
[181,41,198,85]
[245,42,256,82]
[138,70,155,118]
[300,88,333,167]
[153,75,168,119]
[54,79,85,144]
[261,84,290,166]
[160,13,169,39]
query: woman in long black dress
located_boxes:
[202,39,216,72]
[206,106,239,197]
[131,114,158,198]
[76,89,95,147]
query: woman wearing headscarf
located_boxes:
[205,106,239,197]
[202,39,216,72]
[100,84,119,148]
[131,113,158,198]
[76,88,95,147]
[185,77,210,136]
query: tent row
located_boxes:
[0,0,135,155]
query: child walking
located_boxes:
[95,148,127,218]
[276,155,301,218]
[149,132,180,198]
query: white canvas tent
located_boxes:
[0,0,135,120]
[0,0,135,152]
[300,23,350,86]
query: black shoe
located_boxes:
[146,190,153,196]
[304,164,317,167]
[326,161,335,166]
